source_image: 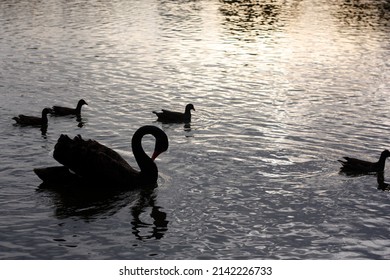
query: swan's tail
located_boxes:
[34,166,78,183]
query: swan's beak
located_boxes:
[151,151,160,161]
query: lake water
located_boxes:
[1,0,390,259]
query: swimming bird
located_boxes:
[52,99,88,116]
[338,149,390,174]
[153,103,195,123]
[12,108,53,126]
[34,126,169,189]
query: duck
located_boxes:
[34,125,169,189]
[52,99,88,116]
[12,108,53,126]
[153,103,195,123]
[338,149,390,174]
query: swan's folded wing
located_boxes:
[83,139,132,167]
[81,149,139,185]
[53,135,137,182]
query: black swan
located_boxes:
[12,108,53,126]
[52,99,88,116]
[153,103,195,123]
[34,125,169,189]
[338,149,390,173]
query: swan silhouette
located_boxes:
[12,108,53,126]
[338,149,390,174]
[52,99,88,116]
[34,126,169,189]
[153,103,195,123]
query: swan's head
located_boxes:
[151,127,169,161]
[133,126,169,161]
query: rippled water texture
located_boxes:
[1,0,390,259]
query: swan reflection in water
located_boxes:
[37,184,169,240]
[130,188,168,240]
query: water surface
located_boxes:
[1,0,390,259]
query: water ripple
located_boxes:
[1,0,390,259]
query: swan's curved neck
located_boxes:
[132,128,158,180]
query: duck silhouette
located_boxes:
[12,108,53,127]
[338,149,390,174]
[34,126,169,189]
[52,99,88,117]
[153,103,195,123]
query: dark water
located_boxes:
[1,0,390,259]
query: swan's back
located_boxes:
[53,135,138,186]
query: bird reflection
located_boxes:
[131,188,168,240]
[332,0,390,27]
[184,123,191,132]
[218,0,300,38]
[37,183,168,240]
[160,122,192,133]
[40,125,48,137]
[340,171,390,192]
[377,172,390,191]
[76,116,85,128]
